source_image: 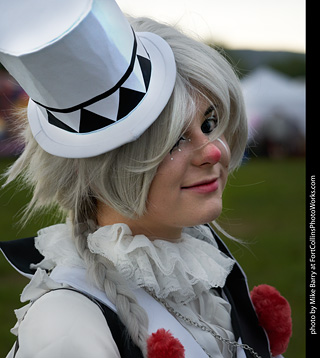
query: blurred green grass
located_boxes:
[0,157,305,357]
[221,157,305,358]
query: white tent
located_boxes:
[241,67,305,140]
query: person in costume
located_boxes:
[0,1,291,357]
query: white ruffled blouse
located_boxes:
[8,223,236,358]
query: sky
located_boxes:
[117,0,305,53]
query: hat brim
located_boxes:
[28,32,176,158]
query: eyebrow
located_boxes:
[204,105,215,116]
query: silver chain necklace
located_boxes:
[145,289,262,358]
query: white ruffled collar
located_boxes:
[88,224,234,304]
[33,222,234,305]
[33,223,85,271]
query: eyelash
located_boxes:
[170,137,186,154]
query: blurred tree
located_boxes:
[210,43,305,79]
[268,57,305,78]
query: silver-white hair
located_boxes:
[4,17,248,355]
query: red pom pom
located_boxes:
[147,329,185,358]
[251,284,292,356]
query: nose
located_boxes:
[192,140,222,167]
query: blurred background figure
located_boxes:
[241,67,305,158]
[0,72,28,156]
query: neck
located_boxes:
[97,202,182,241]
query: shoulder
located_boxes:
[16,289,121,358]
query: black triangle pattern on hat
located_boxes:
[115,54,151,121]
[137,55,151,91]
[79,109,115,133]
[116,87,146,120]
[47,110,77,133]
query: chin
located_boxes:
[203,199,223,222]
[188,205,223,227]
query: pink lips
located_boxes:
[181,178,219,193]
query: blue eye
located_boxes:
[170,136,186,154]
[201,116,218,134]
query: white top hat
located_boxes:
[0,0,176,158]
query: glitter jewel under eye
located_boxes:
[170,136,186,154]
